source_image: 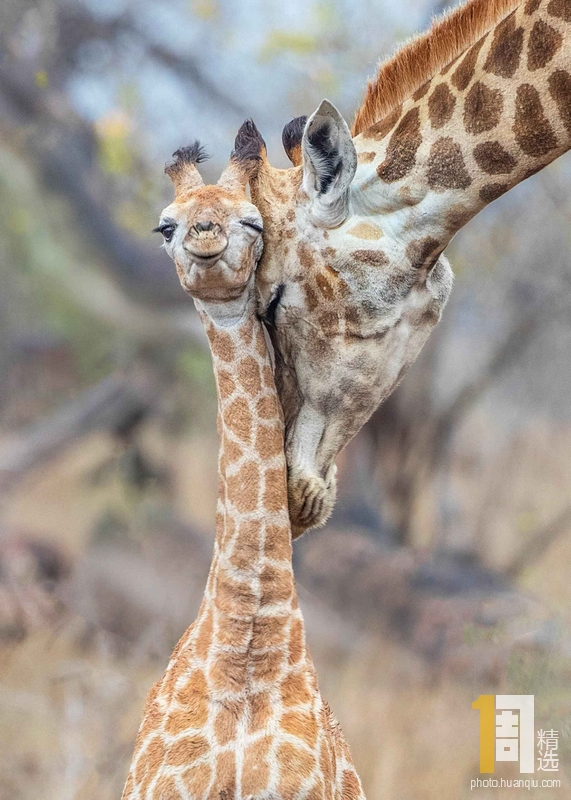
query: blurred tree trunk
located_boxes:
[364,302,569,549]
[0,367,161,495]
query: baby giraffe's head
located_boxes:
[155,121,265,315]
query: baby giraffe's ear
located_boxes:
[301,100,357,227]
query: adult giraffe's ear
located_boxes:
[301,100,357,227]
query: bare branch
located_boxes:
[55,8,247,118]
[431,314,542,464]
[0,63,184,305]
[0,369,160,494]
[430,297,571,472]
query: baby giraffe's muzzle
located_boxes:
[185,222,228,262]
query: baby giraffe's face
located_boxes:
[155,129,264,307]
[158,186,263,303]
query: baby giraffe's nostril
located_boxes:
[195,220,214,232]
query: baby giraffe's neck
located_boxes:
[122,293,365,800]
[196,299,301,698]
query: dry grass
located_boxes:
[1,425,570,799]
[2,617,569,799]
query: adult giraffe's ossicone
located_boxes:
[247,0,571,535]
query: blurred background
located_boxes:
[1,0,570,798]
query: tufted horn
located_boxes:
[165,142,208,199]
[217,119,266,193]
[282,116,307,166]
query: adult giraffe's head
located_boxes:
[244,100,453,537]
[156,122,265,323]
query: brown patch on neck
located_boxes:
[451,36,487,90]
[527,18,563,71]
[352,0,519,136]
[376,107,422,182]
[463,81,504,134]
[427,138,472,190]
[406,237,442,269]
[413,81,431,100]
[479,182,509,202]
[428,83,457,129]
[513,83,558,156]
[365,105,403,141]
[473,141,517,174]
[549,71,571,135]
[353,250,389,266]
[547,0,571,22]
[483,11,524,78]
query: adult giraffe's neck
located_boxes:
[355,0,570,250]
[196,299,297,637]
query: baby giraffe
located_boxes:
[121,125,365,800]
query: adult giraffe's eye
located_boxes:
[153,223,177,242]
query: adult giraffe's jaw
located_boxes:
[288,461,338,538]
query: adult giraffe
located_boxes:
[122,132,364,799]
[245,0,571,534]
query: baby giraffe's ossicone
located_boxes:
[122,122,365,800]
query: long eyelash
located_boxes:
[241,220,264,234]
[153,223,175,234]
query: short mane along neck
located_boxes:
[353,0,522,135]
[354,0,571,247]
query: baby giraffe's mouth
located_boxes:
[187,246,228,263]
[185,223,228,264]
